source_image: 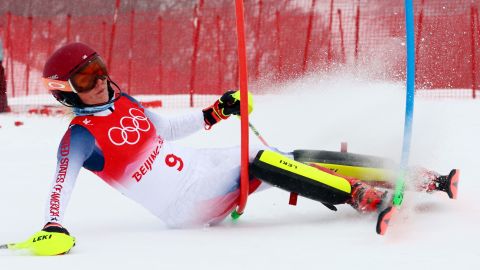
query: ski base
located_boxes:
[376,206,397,235]
[446,169,460,199]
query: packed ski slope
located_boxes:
[0,75,479,269]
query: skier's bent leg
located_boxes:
[250,150,388,213]
[289,149,459,199]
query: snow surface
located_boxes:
[0,75,479,269]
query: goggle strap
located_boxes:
[67,78,79,93]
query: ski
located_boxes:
[376,206,396,235]
[439,169,460,200]
[376,178,406,235]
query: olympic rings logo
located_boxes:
[108,108,151,146]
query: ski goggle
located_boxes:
[69,56,108,93]
[42,56,108,93]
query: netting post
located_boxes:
[25,16,33,96]
[476,6,480,99]
[47,20,52,56]
[471,6,478,99]
[476,7,480,55]
[337,9,346,64]
[327,0,334,65]
[275,10,282,78]
[415,0,425,80]
[189,0,204,108]
[216,15,223,91]
[102,21,107,57]
[302,0,317,74]
[6,11,14,98]
[0,36,7,112]
[108,0,121,69]
[0,63,6,113]
[234,58,239,90]
[66,14,71,43]
[254,0,263,80]
[354,3,360,64]
[157,16,163,91]
[128,8,135,95]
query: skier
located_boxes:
[30,42,457,255]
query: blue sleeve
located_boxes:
[59,125,95,162]
[44,125,97,224]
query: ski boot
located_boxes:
[424,169,460,199]
[348,180,389,213]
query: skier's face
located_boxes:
[70,56,108,93]
[77,78,109,105]
[70,56,110,105]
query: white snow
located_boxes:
[0,74,479,269]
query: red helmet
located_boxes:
[42,42,120,107]
[43,42,97,81]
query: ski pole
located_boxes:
[235,113,270,147]
[247,120,291,155]
[248,121,270,147]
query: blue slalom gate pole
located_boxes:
[376,0,416,235]
[393,0,416,206]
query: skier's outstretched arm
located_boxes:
[125,91,242,140]
[19,125,94,256]
[121,93,204,140]
[144,109,204,140]
[44,125,94,225]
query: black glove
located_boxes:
[43,222,70,235]
[202,90,240,129]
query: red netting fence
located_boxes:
[0,0,479,110]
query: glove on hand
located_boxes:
[27,222,75,255]
[43,222,71,235]
[3,223,75,256]
[202,90,240,129]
